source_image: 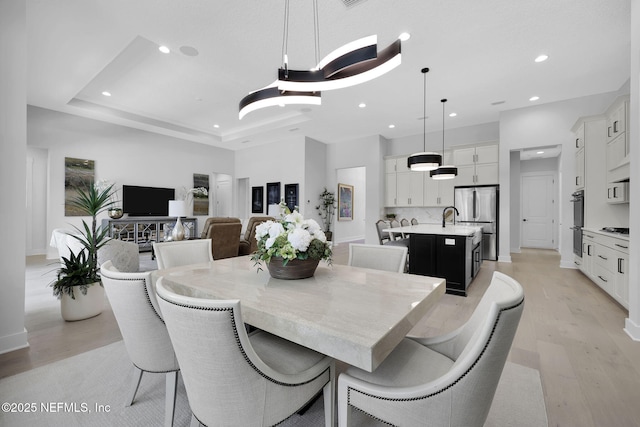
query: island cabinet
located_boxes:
[408,226,481,296]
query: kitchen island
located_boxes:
[385,224,483,296]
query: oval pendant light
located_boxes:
[430,98,458,179]
[408,68,441,171]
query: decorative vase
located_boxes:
[172,217,185,241]
[108,208,123,219]
[60,283,104,321]
[266,257,320,280]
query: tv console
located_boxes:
[102,217,198,252]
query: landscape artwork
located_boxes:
[64,157,95,216]
[193,173,210,216]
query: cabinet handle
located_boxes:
[576,138,580,148]
[614,120,618,133]
[615,243,628,249]
[587,245,592,256]
[598,255,607,260]
[575,176,579,186]
[585,234,594,238]
[608,188,612,199]
[618,258,624,274]
[608,127,612,138]
[598,275,608,283]
[613,186,618,198]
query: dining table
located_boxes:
[151,255,445,372]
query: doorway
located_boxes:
[521,172,556,248]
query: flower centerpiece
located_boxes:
[251,205,332,279]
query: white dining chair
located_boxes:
[337,271,524,426]
[155,277,336,427]
[348,243,408,273]
[153,239,213,269]
[100,261,180,427]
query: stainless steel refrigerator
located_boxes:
[454,185,499,261]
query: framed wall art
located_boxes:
[267,182,281,205]
[252,186,264,213]
[338,183,354,221]
[284,183,299,212]
[192,173,210,216]
[64,157,95,216]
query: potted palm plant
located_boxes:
[50,182,115,321]
[315,188,336,241]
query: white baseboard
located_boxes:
[0,329,29,355]
[560,259,578,269]
[498,255,512,263]
[335,235,365,245]
[624,318,640,341]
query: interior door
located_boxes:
[521,173,555,248]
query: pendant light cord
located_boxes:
[441,98,447,156]
[422,67,429,152]
[313,0,320,66]
[282,0,290,76]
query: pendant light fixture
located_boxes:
[239,0,402,120]
[430,98,458,180]
[407,68,442,171]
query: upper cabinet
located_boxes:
[605,96,630,183]
[453,143,499,186]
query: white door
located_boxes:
[521,173,555,248]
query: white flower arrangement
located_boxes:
[252,208,332,266]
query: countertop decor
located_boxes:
[251,205,331,279]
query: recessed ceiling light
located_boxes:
[537,151,544,154]
[398,32,411,41]
[158,45,170,54]
[388,124,395,128]
[101,91,111,97]
[449,112,457,117]
[359,103,366,108]
[529,96,540,101]
[213,124,220,129]
[534,54,548,63]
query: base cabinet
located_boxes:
[409,234,474,296]
[580,229,628,309]
[103,217,198,252]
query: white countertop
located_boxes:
[582,227,630,241]
[384,224,483,237]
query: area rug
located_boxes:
[0,341,547,426]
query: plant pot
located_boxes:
[325,231,333,242]
[267,257,320,280]
[60,283,104,321]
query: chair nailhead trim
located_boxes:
[158,295,331,388]
[102,271,165,324]
[347,298,524,417]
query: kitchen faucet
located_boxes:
[442,206,459,228]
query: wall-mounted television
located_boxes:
[122,185,175,217]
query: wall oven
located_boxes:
[570,190,584,257]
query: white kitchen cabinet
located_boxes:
[424,174,454,207]
[575,147,585,190]
[574,123,585,149]
[606,182,629,204]
[396,171,424,206]
[453,143,499,186]
[385,172,397,207]
[605,97,630,183]
[580,229,629,309]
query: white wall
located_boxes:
[625,0,640,340]
[499,90,625,265]
[335,167,366,243]
[326,135,386,245]
[27,106,235,259]
[387,122,500,156]
[304,138,328,225]
[0,0,28,354]
[26,147,48,255]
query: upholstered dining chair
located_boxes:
[155,277,336,427]
[100,261,180,427]
[411,217,419,225]
[400,218,410,227]
[375,219,391,245]
[153,239,213,269]
[338,271,525,427]
[348,243,408,273]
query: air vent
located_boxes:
[341,0,368,8]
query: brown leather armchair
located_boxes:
[200,217,242,259]
[238,216,274,256]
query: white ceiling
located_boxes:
[26,0,631,150]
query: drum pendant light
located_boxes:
[430,98,458,180]
[407,68,442,171]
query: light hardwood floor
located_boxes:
[2,245,640,425]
